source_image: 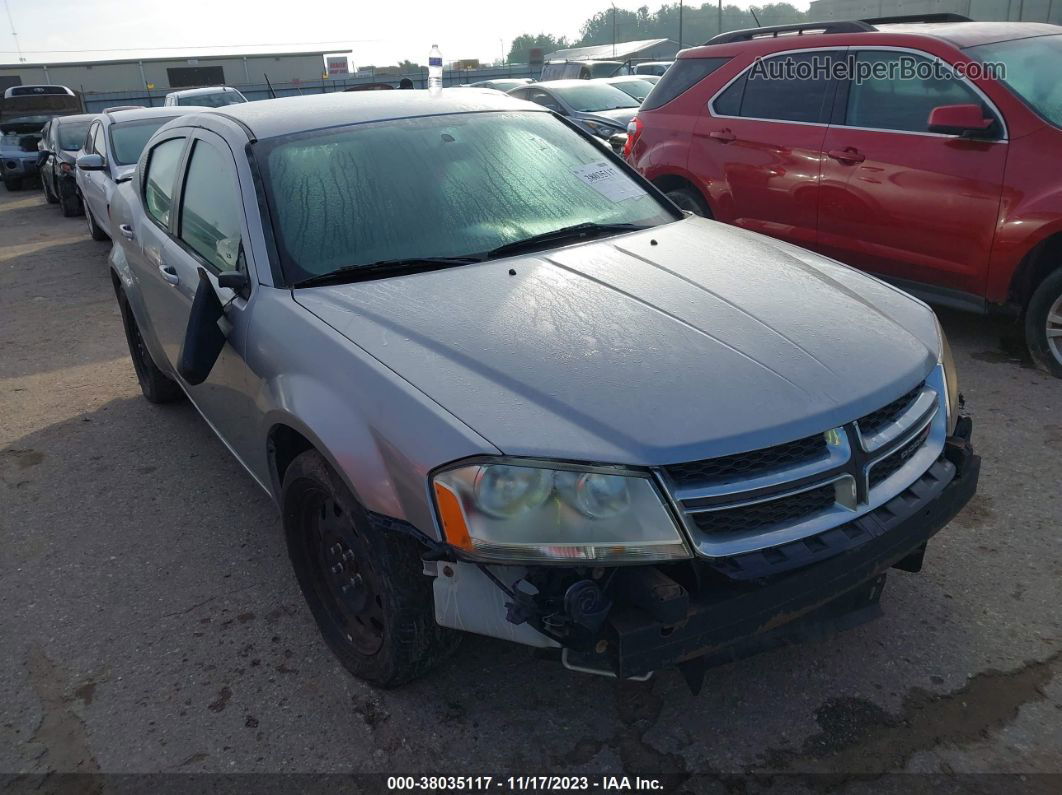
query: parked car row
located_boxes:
[621,15,1062,377]
[7,83,977,692]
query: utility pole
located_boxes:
[679,0,684,49]
[717,0,723,37]
[3,0,24,63]
[612,3,617,57]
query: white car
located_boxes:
[74,106,205,240]
[163,86,247,108]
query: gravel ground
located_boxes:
[1,185,1060,789]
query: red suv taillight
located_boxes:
[623,116,643,160]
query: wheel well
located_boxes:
[268,424,315,491]
[651,174,712,215]
[1010,233,1062,306]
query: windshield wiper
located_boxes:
[292,256,482,288]
[484,222,647,260]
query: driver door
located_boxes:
[815,49,1008,298]
[132,129,263,466]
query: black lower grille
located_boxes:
[689,484,836,536]
[858,381,924,437]
[665,433,828,488]
[869,422,932,489]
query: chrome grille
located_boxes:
[659,368,948,559]
[664,433,828,488]
[689,484,837,536]
[868,420,932,489]
[857,381,925,437]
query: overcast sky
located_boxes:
[1,0,806,66]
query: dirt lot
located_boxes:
[2,184,1061,788]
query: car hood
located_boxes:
[294,218,940,465]
[583,108,637,127]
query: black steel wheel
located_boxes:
[116,290,183,403]
[282,450,459,687]
[86,203,109,241]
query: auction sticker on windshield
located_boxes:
[571,161,645,202]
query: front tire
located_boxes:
[3,176,22,191]
[1025,268,1062,378]
[116,290,183,403]
[59,183,83,217]
[282,450,459,688]
[665,186,711,217]
[86,204,109,241]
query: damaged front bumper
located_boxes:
[432,420,979,688]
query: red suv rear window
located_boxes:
[641,57,731,110]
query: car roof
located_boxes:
[873,21,1058,47]
[537,80,618,89]
[167,86,237,96]
[3,84,76,98]
[104,106,207,124]
[686,20,1059,57]
[54,113,96,125]
[201,88,542,140]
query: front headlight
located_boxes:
[432,460,691,564]
[935,316,960,434]
[583,120,623,139]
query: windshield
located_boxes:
[110,117,175,165]
[259,111,674,282]
[588,62,623,78]
[607,79,657,102]
[179,92,244,107]
[968,34,1062,127]
[58,119,92,150]
[549,83,639,112]
[0,114,50,134]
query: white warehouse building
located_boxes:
[0,49,351,97]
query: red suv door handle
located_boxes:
[827,147,866,164]
[708,129,736,143]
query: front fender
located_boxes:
[249,289,499,539]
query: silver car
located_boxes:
[163,85,247,107]
[108,90,979,690]
[75,106,205,241]
[508,80,640,140]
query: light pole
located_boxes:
[679,0,684,49]
[611,3,617,57]
[717,0,723,36]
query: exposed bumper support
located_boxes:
[586,420,979,683]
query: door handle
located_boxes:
[119,224,135,240]
[827,147,866,164]
[159,263,179,286]
[708,129,736,143]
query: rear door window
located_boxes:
[642,57,730,110]
[143,137,186,227]
[177,138,244,272]
[712,51,838,123]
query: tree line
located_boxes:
[506,2,809,63]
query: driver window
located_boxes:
[178,138,244,273]
[528,90,563,113]
[845,50,997,134]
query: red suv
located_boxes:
[626,15,1062,376]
